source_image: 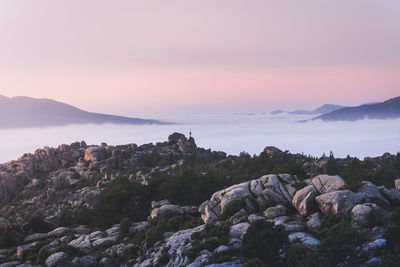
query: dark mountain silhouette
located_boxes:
[313,96,400,121]
[270,104,346,115]
[0,96,166,129]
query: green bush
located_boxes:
[317,222,366,266]
[220,199,245,220]
[74,206,93,225]
[93,176,150,229]
[344,158,367,191]
[241,220,287,264]
[0,226,16,249]
[185,223,230,259]
[119,217,131,240]
[145,226,164,248]
[287,244,315,267]
[145,211,202,248]
[243,258,265,267]
[384,225,400,252]
[371,166,397,188]
[25,213,53,233]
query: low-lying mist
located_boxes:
[0,113,399,163]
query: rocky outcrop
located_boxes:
[311,174,345,194]
[315,190,365,216]
[84,146,107,162]
[200,174,298,223]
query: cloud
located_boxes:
[0,114,399,163]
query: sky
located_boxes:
[0,0,399,116]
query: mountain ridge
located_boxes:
[270,104,346,115]
[313,96,400,121]
[0,95,167,129]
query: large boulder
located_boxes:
[168,132,186,144]
[199,174,297,223]
[263,146,283,158]
[250,174,297,207]
[315,190,365,216]
[306,212,324,232]
[292,185,319,216]
[351,203,390,228]
[311,175,345,194]
[69,235,91,249]
[395,179,400,191]
[380,187,400,204]
[288,232,320,246]
[84,146,107,162]
[150,200,184,219]
[45,252,71,267]
[229,222,250,238]
[199,182,252,223]
[264,205,288,219]
[359,181,390,207]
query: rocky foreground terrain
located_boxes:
[0,133,399,267]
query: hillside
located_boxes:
[0,96,165,129]
[314,96,400,121]
[0,133,399,266]
[271,104,346,115]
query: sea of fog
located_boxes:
[0,113,400,163]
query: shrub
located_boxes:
[243,258,265,267]
[145,225,164,248]
[119,217,131,240]
[0,226,16,249]
[344,158,367,191]
[384,225,400,251]
[74,206,93,225]
[241,220,287,264]
[287,244,315,267]
[371,166,397,188]
[220,199,245,220]
[317,222,366,266]
[93,176,150,229]
[145,211,202,248]
[25,213,53,233]
[186,223,231,259]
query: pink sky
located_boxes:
[0,0,399,116]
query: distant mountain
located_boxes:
[313,96,400,121]
[270,104,346,115]
[0,96,166,129]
